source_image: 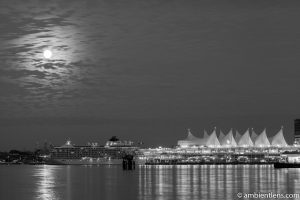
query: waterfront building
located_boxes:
[295,119,300,144]
[187,127,289,148]
[220,129,237,147]
[141,127,297,165]
[205,128,220,147]
[271,127,288,146]
[238,129,253,147]
[254,129,270,147]
[177,127,289,148]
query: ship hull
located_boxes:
[274,162,300,168]
[47,158,123,165]
[47,158,146,165]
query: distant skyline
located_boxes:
[1,0,300,150]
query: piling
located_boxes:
[123,155,135,170]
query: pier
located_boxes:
[122,155,135,170]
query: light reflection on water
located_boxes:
[1,165,300,200]
[137,165,300,200]
[35,165,57,200]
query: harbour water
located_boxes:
[0,165,300,200]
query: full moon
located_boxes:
[43,50,52,59]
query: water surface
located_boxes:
[0,165,299,200]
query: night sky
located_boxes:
[1,0,300,150]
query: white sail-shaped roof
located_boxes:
[235,130,242,143]
[238,129,253,147]
[206,128,220,147]
[177,129,206,147]
[251,128,258,142]
[271,127,288,147]
[221,129,237,147]
[254,129,270,147]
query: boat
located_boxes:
[48,137,144,165]
[274,162,300,168]
[274,152,300,168]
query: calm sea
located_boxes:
[0,165,299,200]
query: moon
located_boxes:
[43,50,52,59]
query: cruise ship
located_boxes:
[49,137,142,165]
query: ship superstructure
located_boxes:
[49,138,140,165]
